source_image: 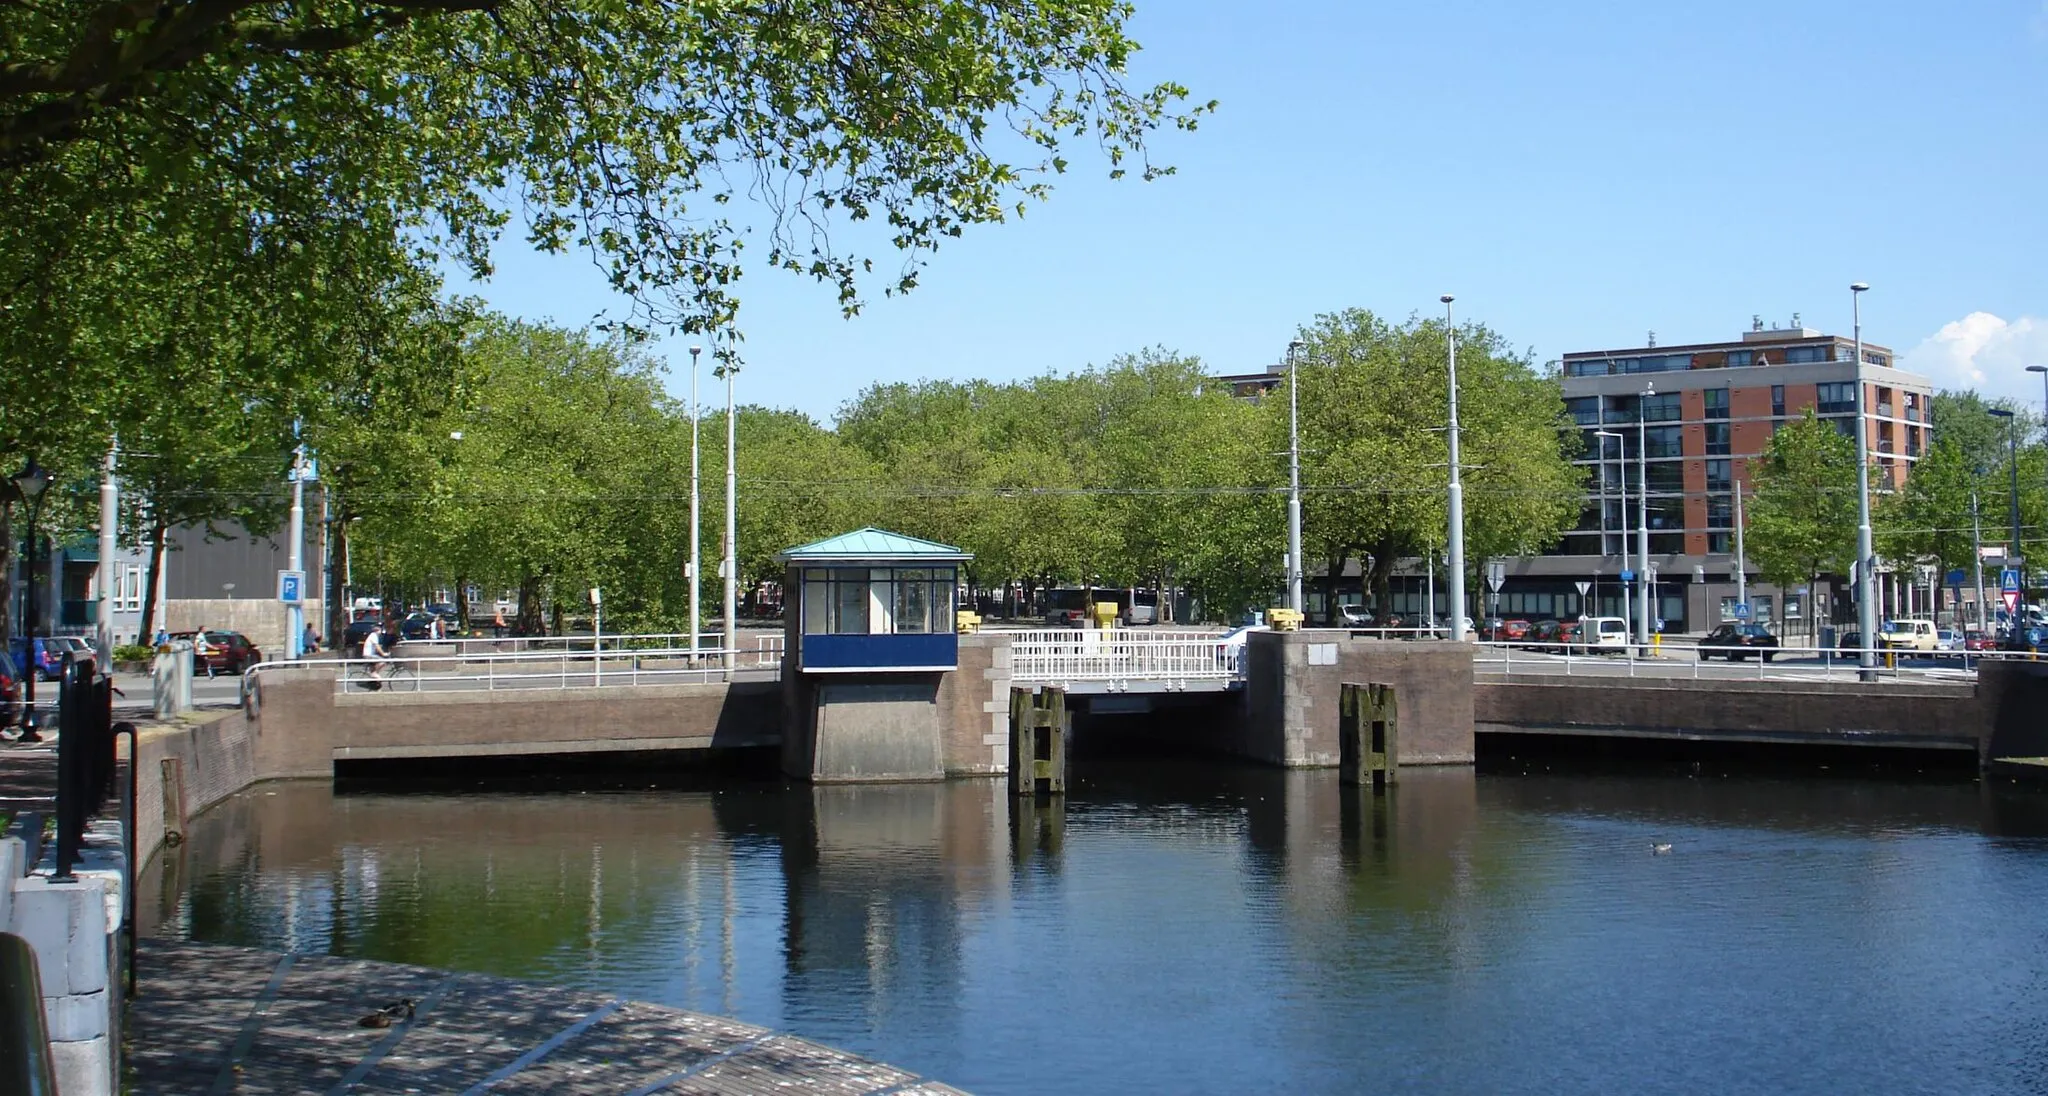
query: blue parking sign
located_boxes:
[277,569,305,604]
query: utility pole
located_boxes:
[688,344,703,658]
[1442,296,1468,642]
[1637,382,1653,650]
[1850,282,1877,681]
[1733,484,1748,620]
[287,433,307,659]
[721,356,738,671]
[1972,480,1988,637]
[97,440,117,664]
[1284,338,1304,615]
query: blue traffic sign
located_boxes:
[1619,569,1635,583]
[1733,602,1751,620]
[277,569,305,604]
[2002,568,2022,594]
[1946,569,1967,588]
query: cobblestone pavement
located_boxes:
[129,940,968,1095]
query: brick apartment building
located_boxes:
[1497,321,1934,635]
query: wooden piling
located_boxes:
[1008,687,1067,797]
[1339,681,1397,789]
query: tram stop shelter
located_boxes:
[777,528,975,783]
[779,527,970,673]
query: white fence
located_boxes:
[1008,629,1238,687]
[245,642,758,696]
[1473,640,2000,682]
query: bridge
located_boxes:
[228,629,2045,785]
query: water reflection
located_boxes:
[142,764,2048,1095]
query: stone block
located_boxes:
[50,1035,110,1096]
[46,989,108,1041]
[11,875,110,996]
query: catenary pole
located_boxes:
[1851,283,1877,681]
[1442,296,1467,642]
[689,345,703,658]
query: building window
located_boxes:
[1727,350,1753,368]
[1644,462,1684,493]
[1707,459,1731,491]
[1834,418,1856,440]
[1707,494,1732,528]
[1784,595,1803,620]
[114,565,143,612]
[1708,532,1732,554]
[1704,388,1729,419]
[1817,382,1856,415]
[1643,426,1683,458]
[1753,595,1775,624]
[1864,350,1889,367]
[1567,359,1612,377]
[1907,426,1921,457]
[1771,385,1785,417]
[1785,346,1827,363]
[1566,396,1600,425]
[1641,392,1683,422]
[1705,422,1731,455]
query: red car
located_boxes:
[1482,619,1532,642]
[171,630,263,675]
[1964,631,1996,652]
[0,650,19,729]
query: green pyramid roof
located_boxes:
[778,527,972,563]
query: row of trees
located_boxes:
[0,2,1209,646]
[333,308,1590,628]
[1746,394,2048,631]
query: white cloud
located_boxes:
[1900,312,2048,403]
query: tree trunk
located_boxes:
[138,522,169,643]
[516,572,543,636]
[1321,550,1347,626]
[454,573,471,633]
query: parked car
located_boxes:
[1338,604,1373,627]
[1122,603,1157,626]
[1524,619,1580,651]
[399,611,440,640]
[1481,619,1531,642]
[1578,616,1630,654]
[1216,624,1269,670]
[1836,629,1862,652]
[1879,618,1939,654]
[1698,622,1780,661]
[40,636,92,678]
[1964,630,1997,653]
[0,649,20,730]
[2004,624,2048,655]
[171,630,262,675]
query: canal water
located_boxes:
[140,760,2048,1095]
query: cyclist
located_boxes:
[360,617,397,689]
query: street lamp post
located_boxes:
[13,460,51,741]
[1442,296,1468,642]
[1991,407,2022,572]
[1285,338,1305,616]
[1594,429,1627,623]
[1972,472,1989,636]
[1636,383,1653,650]
[2029,365,2048,549]
[688,344,703,659]
[1850,282,1877,681]
[720,355,738,670]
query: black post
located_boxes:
[17,499,37,743]
[2009,416,2024,568]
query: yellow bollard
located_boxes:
[1651,633,1662,657]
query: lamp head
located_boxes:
[2027,365,2047,374]
[1850,282,1869,293]
[1989,408,2015,418]
[688,345,701,358]
[1287,339,1305,354]
[1440,294,1454,304]
[11,459,49,500]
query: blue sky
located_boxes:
[447,0,2048,419]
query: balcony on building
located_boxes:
[780,528,971,673]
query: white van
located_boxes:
[1579,616,1630,654]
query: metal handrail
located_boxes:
[251,644,750,695]
[1010,629,1238,684]
[1472,639,1997,681]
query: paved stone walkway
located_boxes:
[129,940,968,1095]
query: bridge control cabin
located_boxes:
[778,528,978,783]
[781,528,970,673]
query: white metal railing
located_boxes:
[1472,639,2004,682]
[1009,629,1237,686]
[245,644,756,696]
[373,631,727,657]
[754,634,784,669]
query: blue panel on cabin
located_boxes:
[801,633,957,672]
